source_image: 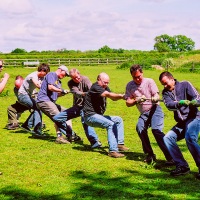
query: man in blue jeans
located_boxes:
[18,63,50,136]
[159,71,200,178]
[83,72,129,158]
[125,64,173,164]
[53,68,101,147]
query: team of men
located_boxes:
[1,60,200,179]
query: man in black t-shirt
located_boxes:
[83,72,129,158]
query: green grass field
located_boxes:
[0,66,200,200]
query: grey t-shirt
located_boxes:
[18,71,43,96]
[68,75,92,107]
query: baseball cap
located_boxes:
[58,65,69,76]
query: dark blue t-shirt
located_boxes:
[37,72,62,102]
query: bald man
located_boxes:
[83,72,129,158]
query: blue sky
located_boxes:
[0,0,199,53]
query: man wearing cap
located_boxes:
[36,65,81,144]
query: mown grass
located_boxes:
[0,65,200,200]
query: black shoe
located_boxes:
[32,130,48,138]
[170,166,190,176]
[21,124,32,133]
[7,123,19,130]
[144,154,156,164]
[68,133,83,142]
[165,159,176,166]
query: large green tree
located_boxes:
[98,45,124,53]
[154,34,195,52]
[11,48,27,54]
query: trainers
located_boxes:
[144,154,156,164]
[32,130,48,138]
[165,159,176,166]
[68,133,83,142]
[7,123,19,130]
[170,166,190,176]
[55,136,71,144]
[108,151,125,158]
[118,144,129,152]
[91,141,102,148]
[20,124,32,133]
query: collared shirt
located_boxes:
[125,78,159,113]
[162,80,200,122]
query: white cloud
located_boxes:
[0,0,200,52]
[0,0,33,15]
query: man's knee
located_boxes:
[164,131,176,144]
[185,133,197,143]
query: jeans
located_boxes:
[136,105,172,160]
[18,94,42,131]
[185,118,200,167]
[53,106,99,144]
[84,114,124,152]
[164,118,200,168]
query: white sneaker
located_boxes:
[91,141,102,148]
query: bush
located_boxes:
[117,62,133,69]
[161,58,175,70]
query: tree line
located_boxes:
[1,34,195,54]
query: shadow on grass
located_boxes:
[0,186,65,200]
[1,168,200,199]
[6,128,58,142]
[67,169,200,199]
[72,144,109,156]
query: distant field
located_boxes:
[0,65,200,199]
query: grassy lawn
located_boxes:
[0,65,200,199]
